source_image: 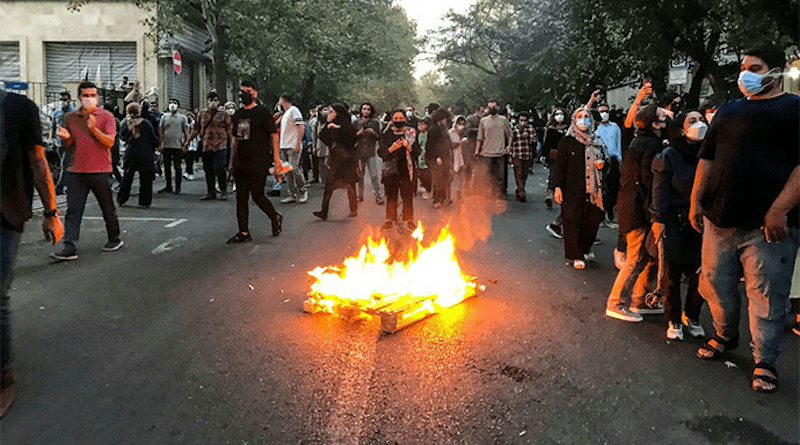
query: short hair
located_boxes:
[279,93,293,103]
[659,92,679,108]
[597,103,609,110]
[634,104,659,132]
[59,91,71,99]
[77,81,97,97]
[207,91,220,101]
[744,43,787,71]
[240,80,258,91]
[169,98,180,107]
[699,97,720,113]
[488,100,499,106]
[518,112,529,119]
[359,102,374,118]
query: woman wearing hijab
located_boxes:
[551,107,606,270]
[651,111,707,341]
[426,108,453,208]
[313,103,358,220]
[542,107,569,209]
[117,102,157,208]
[379,109,421,230]
[449,115,467,201]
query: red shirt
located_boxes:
[64,108,116,173]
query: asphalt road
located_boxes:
[1,164,798,445]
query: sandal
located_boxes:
[751,363,778,393]
[696,334,739,360]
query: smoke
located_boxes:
[448,155,506,252]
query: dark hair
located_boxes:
[359,102,374,118]
[744,43,787,71]
[280,93,293,103]
[77,81,97,97]
[596,103,609,110]
[659,92,679,107]
[590,109,602,122]
[426,103,440,113]
[207,91,219,101]
[59,91,71,100]
[431,108,450,123]
[699,97,720,114]
[518,112,529,119]
[240,80,258,90]
[634,104,659,132]
[488,100,499,107]
[168,98,180,107]
[391,108,406,120]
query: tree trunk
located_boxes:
[213,30,228,103]
[300,73,316,113]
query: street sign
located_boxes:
[173,50,182,75]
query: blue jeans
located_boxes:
[699,218,799,366]
[357,156,383,199]
[1,227,21,372]
[280,148,307,197]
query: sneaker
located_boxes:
[50,249,78,261]
[605,306,644,322]
[200,193,216,201]
[667,322,684,341]
[422,191,433,200]
[584,250,596,261]
[375,196,385,205]
[613,248,626,270]
[157,187,172,194]
[312,210,327,221]
[173,188,181,195]
[381,221,394,231]
[218,192,227,201]
[182,172,191,180]
[681,313,706,338]
[268,189,281,197]
[573,259,586,270]
[593,238,602,245]
[602,220,618,229]
[226,232,252,244]
[545,197,553,209]
[281,195,297,204]
[271,213,283,237]
[546,223,563,239]
[299,190,309,203]
[102,239,124,252]
[187,174,195,181]
[630,294,665,315]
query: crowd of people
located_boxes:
[1,43,799,419]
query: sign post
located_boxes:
[172,50,181,105]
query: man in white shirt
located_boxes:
[595,103,622,224]
[277,93,308,203]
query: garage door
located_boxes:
[0,42,20,81]
[165,60,193,110]
[45,42,136,98]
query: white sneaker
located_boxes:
[187,174,195,181]
[299,190,308,203]
[605,306,643,322]
[667,322,684,341]
[281,195,297,204]
[422,191,432,200]
[681,313,705,338]
[584,250,596,261]
[182,172,190,180]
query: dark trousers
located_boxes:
[117,167,154,207]
[415,166,431,194]
[502,154,509,194]
[320,180,358,217]
[232,169,279,234]
[202,149,228,194]
[512,158,533,198]
[311,152,320,182]
[431,162,451,204]
[163,148,183,190]
[561,196,603,260]
[185,150,199,175]
[385,177,415,222]
[603,157,621,220]
[478,155,504,198]
[662,259,703,324]
[63,173,120,252]
[0,227,20,372]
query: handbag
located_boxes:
[382,157,399,179]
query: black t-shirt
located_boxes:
[698,93,800,230]
[1,92,41,232]
[232,105,277,172]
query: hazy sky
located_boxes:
[396,0,476,79]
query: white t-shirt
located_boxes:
[279,105,304,149]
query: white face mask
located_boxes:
[685,121,708,142]
[226,108,235,116]
[600,112,609,122]
[80,97,98,110]
[554,114,564,123]
[168,103,178,112]
[405,110,413,119]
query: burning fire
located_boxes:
[305,223,477,331]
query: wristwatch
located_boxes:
[43,209,59,218]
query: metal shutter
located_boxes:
[45,42,137,98]
[0,42,20,81]
[165,61,193,110]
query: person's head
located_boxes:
[453,115,466,131]
[487,100,500,115]
[699,97,720,124]
[517,112,530,126]
[207,91,220,110]
[572,108,594,133]
[224,101,236,116]
[59,91,71,109]
[329,103,349,124]
[186,111,195,122]
[278,93,293,110]
[597,103,610,123]
[126,102,141,117]
[405,105,415,119]
[359,102,375,119]
[168,98,180,113]
[417,117,429,133]
[426,103,440,116]
[739,43,786,98]
[634,104,667,135]
[550,107,567,126]
[239,80,259,106]
[669,110,707,144]
[149,102,159,113]
[77,81,99,112]
[391,109,408,131]
[472,106,481,116]
[660,92,681,113]
[431,108,450,127]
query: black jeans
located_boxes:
[202,149,228,194]
[384,177,415,222]
[232,169,279,234]
[320,181,358,218]
[163,148,183,190]
[63,173,120,252]
[1,227,21,372]
[662,259,703,324]
[431,161,451,204]
[117,167,154,207]
[603,156,621,220]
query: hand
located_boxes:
[689,202,704,233]
[328,123,340,129]
[637,82,653,101]
[86,113,97,131]
[652,222,666,240]
[554,187,563,205]
[182,146,188,153]
[57,126,70,140]
[436,157,443,166]
[157,144,164,153]
[43,215,64,245]
[763,205,789,243]
[589,89,600,104]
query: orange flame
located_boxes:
[307,222,477,319]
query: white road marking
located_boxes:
[84,216,188,228]
[164,218,188,228]
[151,237,189,255]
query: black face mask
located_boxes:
[239,91,254,106]
[393,121,406,128]
[488,107,498,115]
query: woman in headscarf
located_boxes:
[378,109,421,230]
[117,102,157,208]
[449,115,467,202]
[550,107,606,270]
[542,107,569,209]
[425,108,453,208]
[313,103,358,220]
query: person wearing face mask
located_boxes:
[276,93,308,204]
[224,102,236,116]
[313,103,359,221]
[183,111,199,181]
[475,100,512,200]
[605,104,668,322]
[508,112,536,202]
[449,115,468,202]
[377,109,421,230]
[404,105,419,130]
[184,92,234,200]
[551,107,606,270]
[158,98,190,195]
[542,107,569,212]
[117,102,157,208]
[650,111,708,342]
[51,91,75,195]
[51,81,123,260]
[595,104,621,226]
[689,43,799,393]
